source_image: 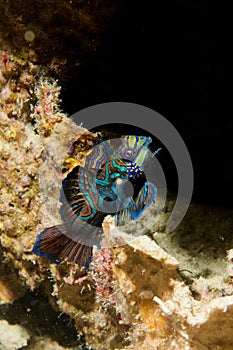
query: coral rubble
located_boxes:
[0,320,30,350]
[1,11,233,349]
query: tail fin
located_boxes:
[32,225,93,268]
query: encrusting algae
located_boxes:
[0,49,66,296]
[1,45,233,350]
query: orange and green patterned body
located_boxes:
[32,135,158,267]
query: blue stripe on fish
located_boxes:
[32,135,159,268]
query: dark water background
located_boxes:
[0,2,230,349]
[61,0,231,208]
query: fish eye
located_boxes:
[123,149,133,158]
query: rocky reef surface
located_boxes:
[1,49,233,349]
[0,2,233,349]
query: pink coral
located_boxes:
[90,247,120,310]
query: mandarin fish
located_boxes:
[32,135,158,268]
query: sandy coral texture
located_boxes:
[0,3,233,348]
